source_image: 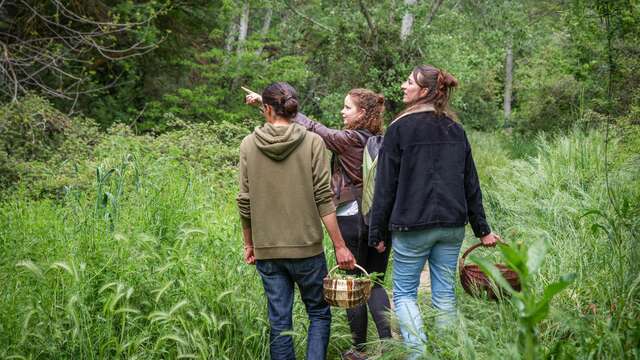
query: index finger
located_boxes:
[241,86,256,94]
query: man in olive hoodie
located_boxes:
[237,83,355,360]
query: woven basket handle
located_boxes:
[459,242,499,269]
[328,263,369,277]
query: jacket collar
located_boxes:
[392,104,436,123]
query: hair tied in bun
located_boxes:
[262,82,299,119]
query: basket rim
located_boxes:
[327,263,369,277]
[458,241,514,269]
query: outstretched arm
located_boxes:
[293,113,365,154]
[242,88,364,153]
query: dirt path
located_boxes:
[389,263,431,310]
[419,263,431,293]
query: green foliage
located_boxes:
[1,127,638,359]
[0,95,101,190]
[515,76,583,134]
[5,1,639,134]
[1,95,71,161]
[471,239,575,360]
[143,47,312,129]
[458,77,501,130]
[462,129,640,359]
[0,95,249,199]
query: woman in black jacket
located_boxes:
[368,65,500,358]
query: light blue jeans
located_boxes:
[392,227,465,358]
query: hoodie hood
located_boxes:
[253,122,307,161]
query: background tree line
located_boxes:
[1,0,637,132]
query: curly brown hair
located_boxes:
[345,88,385,135]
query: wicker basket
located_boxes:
[323,264,372,308]
[459,242,521,300]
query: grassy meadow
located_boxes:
[1,125,638,359]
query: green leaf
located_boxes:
[498,242,527,276]
[590,223,610,237]
[580,209,604,219]
[525,303,550,326]
[526,238,547,274]
[525,273,575,325]
[470,255,518,296]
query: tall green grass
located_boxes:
[1,129,638,359]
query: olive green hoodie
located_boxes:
[236,122,336,260]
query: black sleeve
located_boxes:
[368,124,401,246]
[463,133,491,237]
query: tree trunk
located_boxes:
[357,0,377,40]
[503,41,513,129]
[225,21,238,54]
[400,0,418,41]
[237,2,250,54]
[255,7,273,56]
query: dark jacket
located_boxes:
[368,108,491,246]
[294,113,369,205]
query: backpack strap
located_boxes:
[353,129,372,147]
[365,135,384,159]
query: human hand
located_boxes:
[374,241,386,253]
[244,246,256,265]
[480,232,500,247]
[335,245,355,270]
[242,86,262,107]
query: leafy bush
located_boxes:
[0,95,101,190]
[515,76,582,134]
[1,96,251,199]
[458,77,501,131]
[141,44,313,131]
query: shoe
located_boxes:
[342,349,367,360]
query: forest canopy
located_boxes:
[1,0,638,133]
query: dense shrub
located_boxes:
[515,76,582,133]
[0,95,101,189]
[458,77,501,131]
[1,128,638,359]
[1,96,251,199]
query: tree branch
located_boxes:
[427,0,444,25]
[357,0,377,39]
[281,0,334,33]
[0,0,165,102]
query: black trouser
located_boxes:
[337,213,392,351]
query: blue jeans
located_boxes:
[256,253,331,360]
[391,227,465,358]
